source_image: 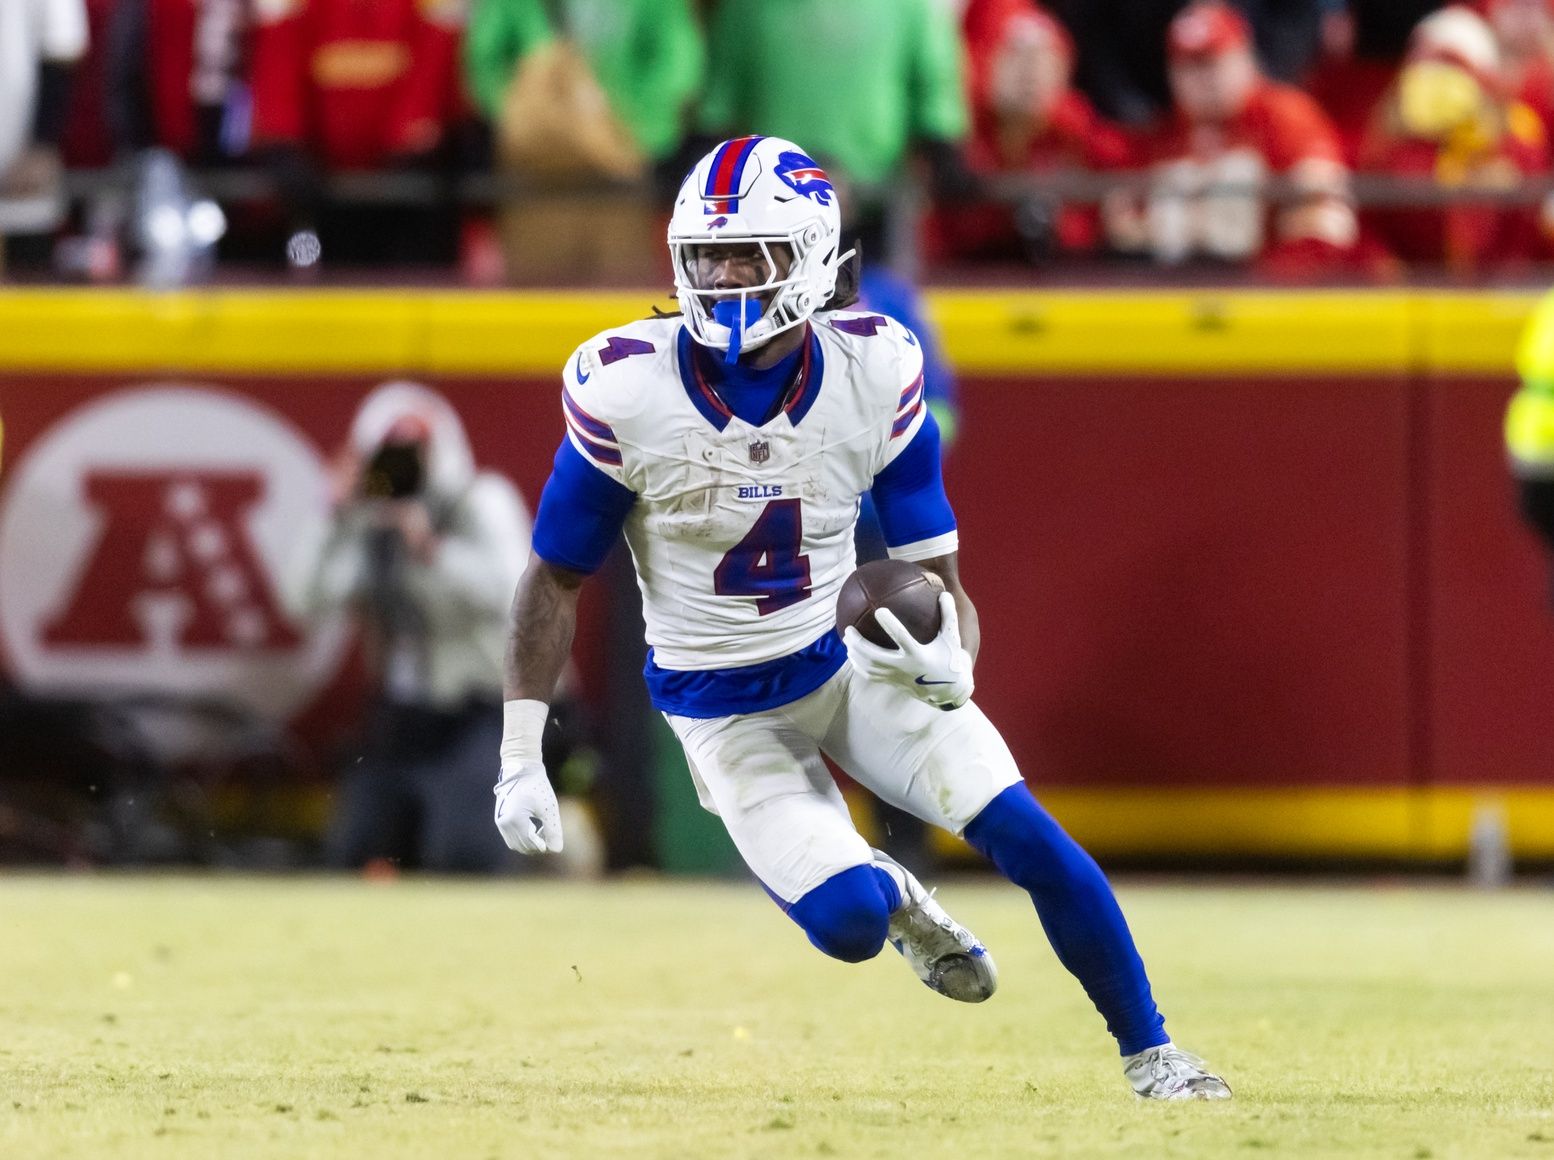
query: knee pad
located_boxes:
[788,864,895,963]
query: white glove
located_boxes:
[843,591,974,711]
[494,700,563,853]
[494,762,562,853]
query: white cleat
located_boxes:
[1124,1043,1233,1101]
[874,851,997,1003]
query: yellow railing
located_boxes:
[0,287,1539,376]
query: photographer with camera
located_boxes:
[286,381,532,873]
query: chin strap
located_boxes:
[712,297,764,365]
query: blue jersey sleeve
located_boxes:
[869,410,957,550]
[531,437,637,574]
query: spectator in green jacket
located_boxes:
[464,0,705,165]
[696,0,971,261]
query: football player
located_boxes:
[494,135,1230,1100]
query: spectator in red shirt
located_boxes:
[247,0,468,265]
[1358,5,1550,273]
[1106,1,1359,271]
[1051,0,1332,125]
[932,0,1130,262]
[250,0,463,171]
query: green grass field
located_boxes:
[3,876,1553,1159]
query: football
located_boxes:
[835,558,944,648]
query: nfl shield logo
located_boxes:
[748,440,770,464]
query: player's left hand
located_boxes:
[844,592,974,711]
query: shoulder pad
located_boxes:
[820,310,924,402]
[822,310,901,342]
[563,318,680,426]
[822,310,924,356]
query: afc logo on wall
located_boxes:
[0,386,348,718]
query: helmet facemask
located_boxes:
[671,219,842,362]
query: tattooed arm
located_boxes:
[495,554,587,854]
[504,554,587,703]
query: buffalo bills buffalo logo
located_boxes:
[774,152,834,206]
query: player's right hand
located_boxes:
[493,762,563,854]
[844,592,975,711]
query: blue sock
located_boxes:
[964,783,1168,1055]
[779,863,902,963]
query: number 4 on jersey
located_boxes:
[713,499,812,615]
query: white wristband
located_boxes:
[500,699,548,770]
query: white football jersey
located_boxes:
[559,312,955,672]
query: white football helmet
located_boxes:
[668,136,847,359]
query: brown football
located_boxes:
[835,559,944,649]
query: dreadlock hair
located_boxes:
[820,245,862,312]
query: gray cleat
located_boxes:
[875,850,997,1003]
[1124,1044,1233,1100]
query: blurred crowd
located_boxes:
[6,0,1554,281]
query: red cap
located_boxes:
[1168,2,1253,59]
[1408,5,1503,95]
[383,414,433,444]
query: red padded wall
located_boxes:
[1424,373,1554,785]
[949,375,1415,789]
[6,368,1552,798]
